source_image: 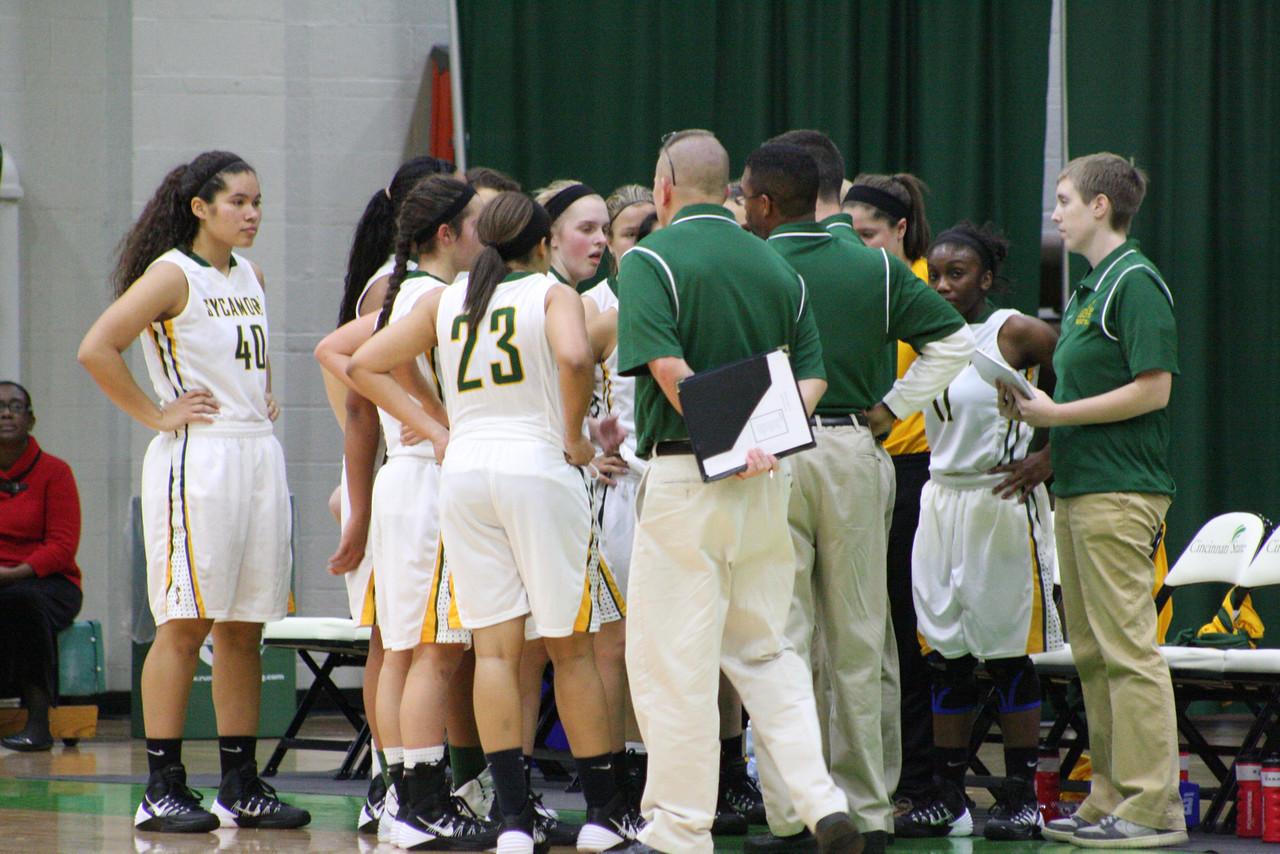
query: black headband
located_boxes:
[544,183,599,223]
[843,184,910,223]
[933,228,997,274]
[413,184,476,243]
[184,153,249,196]
[491,202,552,261]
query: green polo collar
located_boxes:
[501,270,539,284]
[819,212,854,232]
[550,266,569,284]
[767,220,832,241]
[670,204,737,226]
[1078,238,1140,292]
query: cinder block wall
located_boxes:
[0,0,451,691]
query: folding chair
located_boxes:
[260,616,372,779]
[1203,525,1280,830]
[1157,514,1268,803]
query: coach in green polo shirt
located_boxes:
[767,130,861,245]
[1003,152,1184,850]
[737,143,970,854]
[615,129,860,854]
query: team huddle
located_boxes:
[76,126,1182,853]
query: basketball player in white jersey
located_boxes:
[581,184,652,810]
[317,174,499,849]
[325,156,445,834]
[79,151,309,833]
[347,192,642,854]
[897,222,1061,842]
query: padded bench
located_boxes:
[260,616,372,779]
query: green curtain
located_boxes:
[1066,0,1280,635]
[459,0,1051,312]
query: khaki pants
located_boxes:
[755,424,898,835]
[1057,492,1184,831]
[626,455,847,854]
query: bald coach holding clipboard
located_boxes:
[614,128,862,854]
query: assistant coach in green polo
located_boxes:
[738,143,971,854]
[615,129,861,854]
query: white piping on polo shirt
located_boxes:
[1100,264,1173,341]
[767,231,832,240]
[624,246,679,320]
[881,248,891,336]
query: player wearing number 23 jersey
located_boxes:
[436,270,601,637]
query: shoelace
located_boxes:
[449,795,494,832]
[239,775,284,813]
[159,769,206,810]
[912,799,957,825]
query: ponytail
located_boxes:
[464,248,511,330]
[375,174,476,331]
[111,150,253,296]
[339,156,452,326]
[375,237,414,331]
[893,173,932,262]
[465,192,551,329]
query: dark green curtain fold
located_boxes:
[1066,0,1280,635]
[459,0,1051,313]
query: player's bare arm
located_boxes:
[545,283,595,465]
[990,314,1060,500]
[348,289,449,454]
[78,260,219,432]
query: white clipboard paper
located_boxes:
[677,349,816,482]
[970,348,1037,399]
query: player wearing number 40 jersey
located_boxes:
[79,151,307,834]
[348,191,641,854]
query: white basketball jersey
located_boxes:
[583,280,638,464]
[379,271,448,460]
[925,309,1038,487]
[357,255,417,317]
[140,248,270,428]
[436,271,563,446]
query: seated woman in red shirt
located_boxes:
[0,381,83,752]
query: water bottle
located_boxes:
[1179,751,1190,782]
[1262,752,1280,842]
[1035,751,1061,823]
[1238,753,1263,838]
[744,723,758,782]
[1180,778,1200,830]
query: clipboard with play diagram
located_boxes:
[676,348,816,482]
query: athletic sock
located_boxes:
[721,733,744,763]
[386,745,405,768]
[1004,746,1039,783]
[145,738,182,774]
[218,735,256,777]
[575,753,618,810]
[489,748,529,820]
[372,747,385,778]
[611,750,630,789]
[449,744,488,787]
[935,745,969,792]
[523,754,535,789]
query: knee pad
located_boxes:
[927,653,980,715]
[986,655,1041,714]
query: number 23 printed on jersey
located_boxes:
[451,307,524,391]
